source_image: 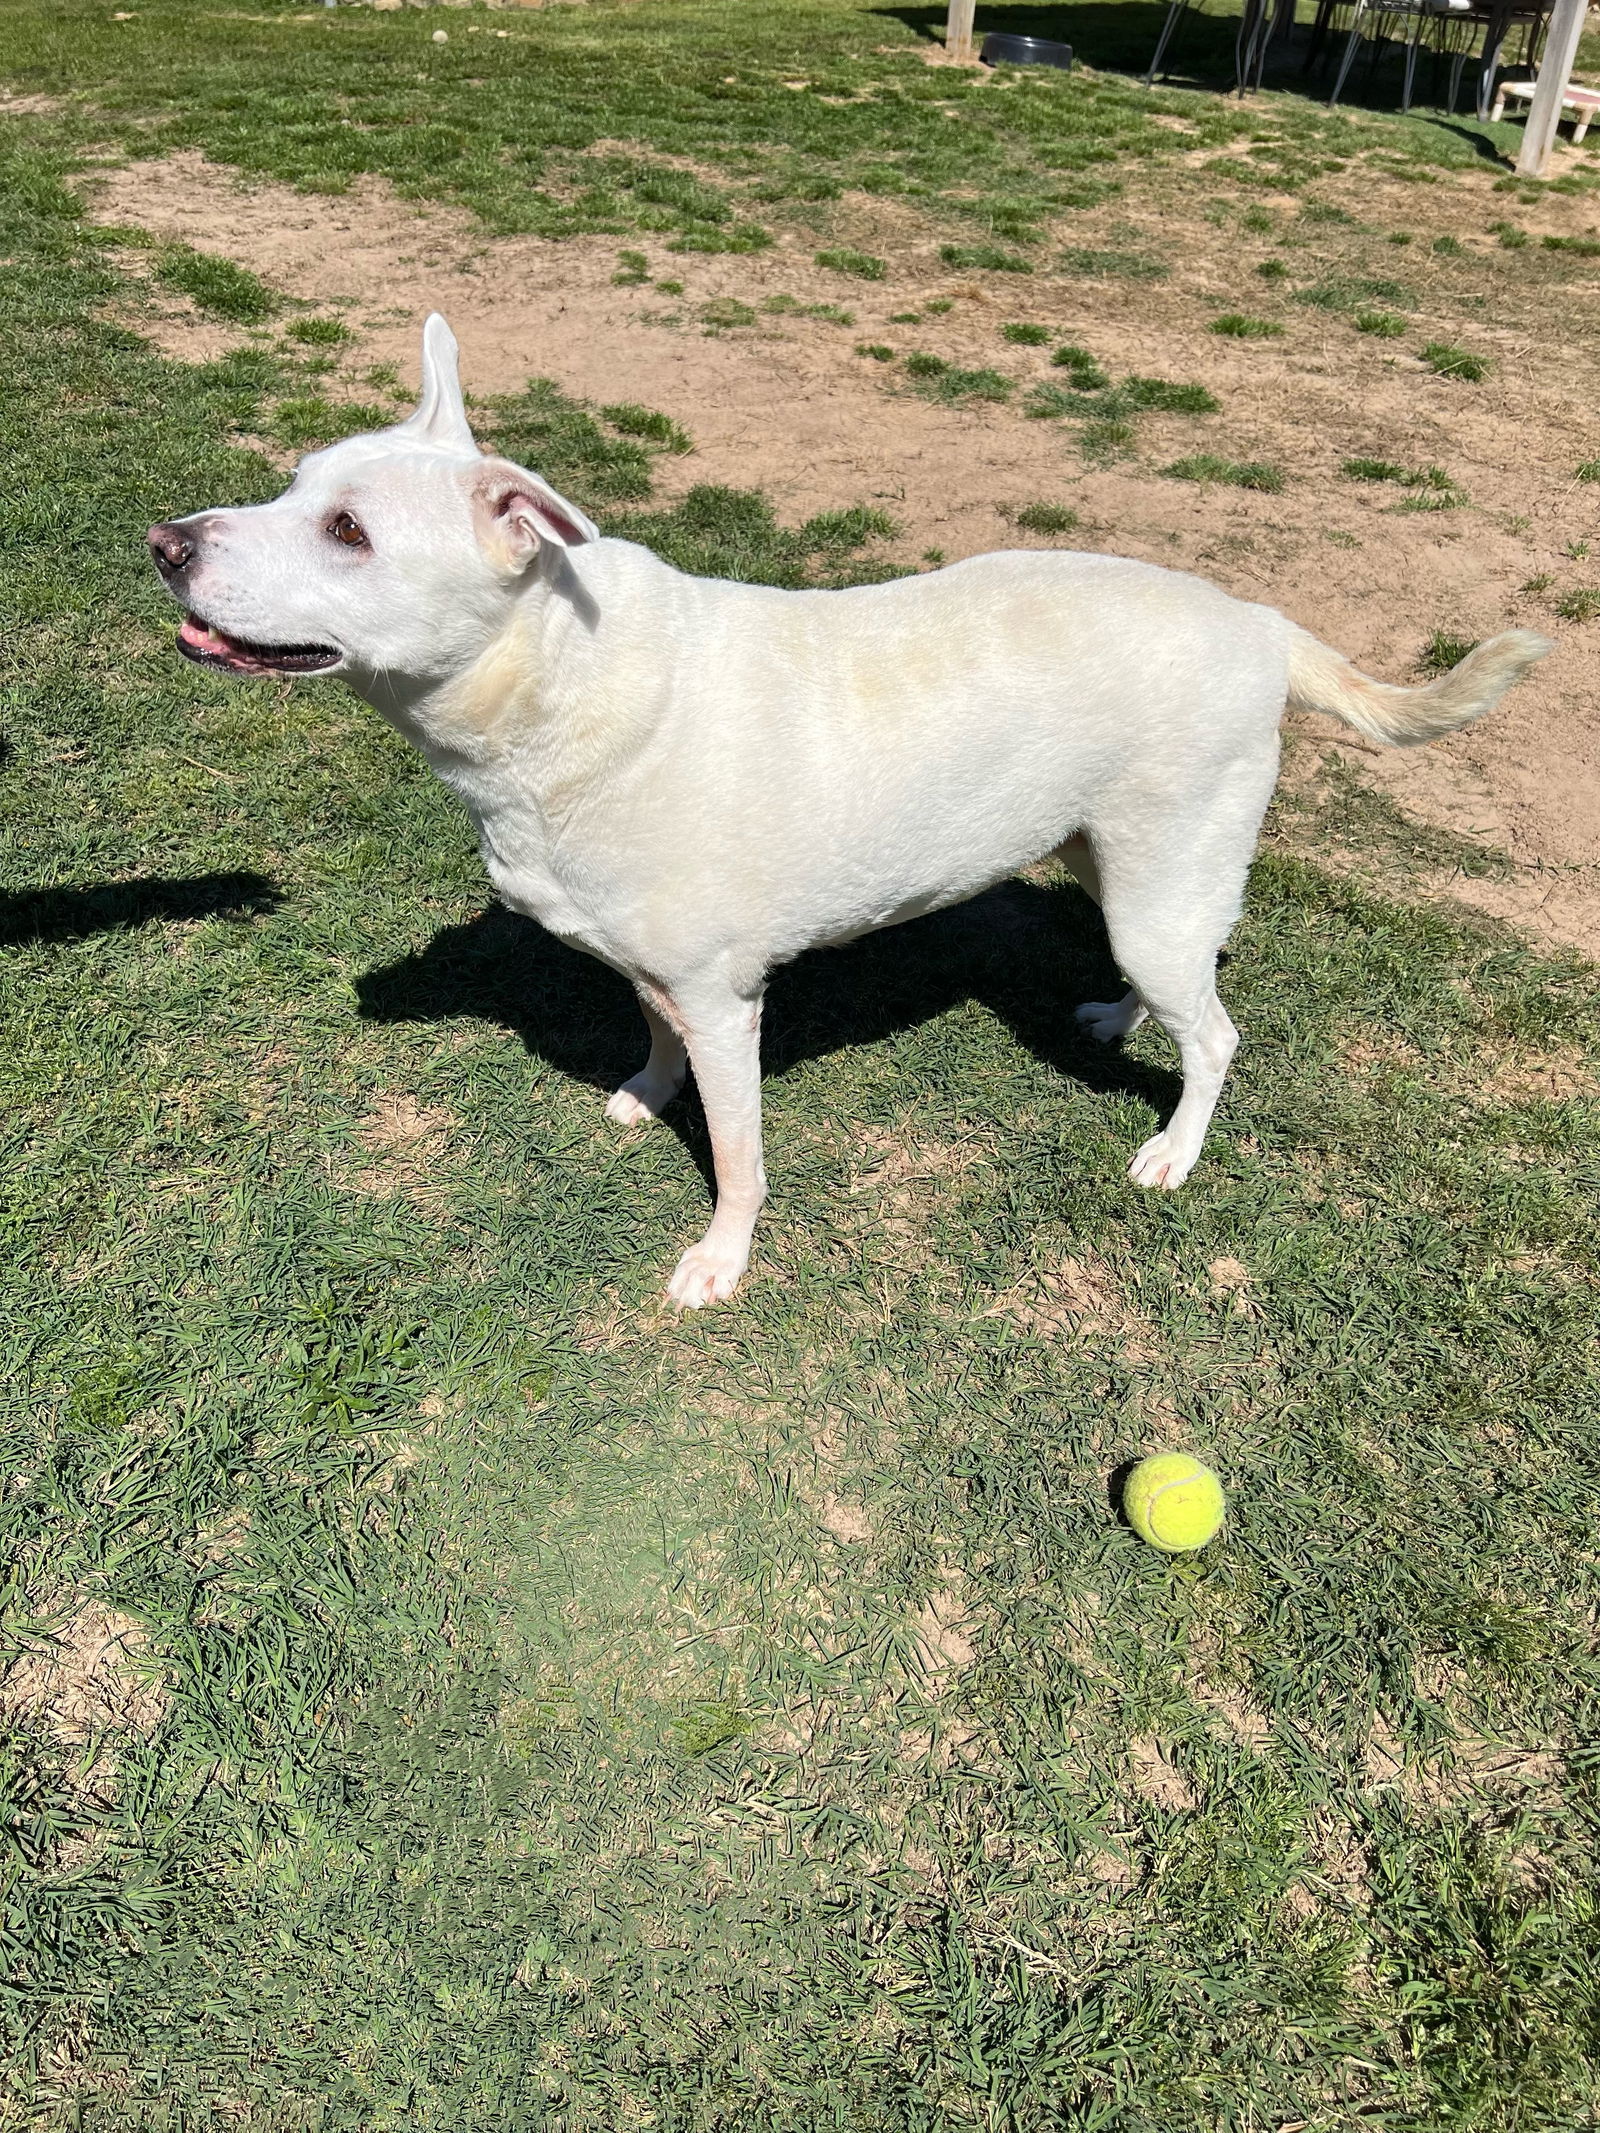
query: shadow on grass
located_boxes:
[874,0,1516,134]
[873,0,1240,81]
[356,876,1180,1182]
[0,871,281,947]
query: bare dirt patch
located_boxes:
[79,151,1600,952]
[910,1581,976,1686]
[3,1599,167,1741]
[345,1089,459,1198]
[984,1250,1162,1362]
[1128,1733,1200,1811]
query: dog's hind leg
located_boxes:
[1089,757,1274,1190]
[1076,991,1149,1042]
[1119,975,1237,1190]
[606,994,689,1126]
[1055,832,1149,1045]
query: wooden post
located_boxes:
[1515,0,1589,178]
[946,0,977,62]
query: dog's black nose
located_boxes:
[148,522,196,576]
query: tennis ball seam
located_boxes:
[1147,1476,1211,1543]
[1124,1454,1225,1552]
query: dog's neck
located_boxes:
[349,549,579,764]
[348,541,645,813]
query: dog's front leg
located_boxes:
[664,981,767,1310]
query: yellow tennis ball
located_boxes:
[1123,1453,1225,1553]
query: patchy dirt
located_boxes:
[1128,1734,1200,1811]
[344,1089,460,1199]
[3,1600,167,1741]
[818,1491,873,1544]
[910,1582,977,1685]
[984,1250,1162,1363]
[78,150,1600,953]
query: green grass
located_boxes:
[1023,368,1217,449]
[938,242,1034,273]
[269,395,390,450]
[1578,461,1600,483]
[1123,376,1220,415]
[1008,501,1080,535]
[699,294,757,330]
[1419,627,1478,673]
[1422,340,1489,381]
[4,19,1600,2126]
[1162,453,1286,491]
[1298,274,1413,315]
[815,247,885,280]
[1024,379,1101,419]
[762,292,853,324]
[1280,752,1514,882]
[1059,245,1169,279]
[1342,459,1466,509]
[1209,313,1285,338]
[151,240,280,324]
[1355,308,1408,337]
[1555,588,1600,622]
[598,401,694,453]
[1000,321,1050,345]
[1051,342,1109,388]
[1080,414,1136,461]
[902,351,1013,404]
[284,314,351,348]
[0,0,1559,270]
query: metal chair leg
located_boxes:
[1144,0,1190,85]
[1237,0,1272,90]
[1475,0,1513,119]
[1402,15,1426,108]
[1329,0,1369,101]
[1304,0,1340,71]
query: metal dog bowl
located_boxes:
[980,32,1074,69]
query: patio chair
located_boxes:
[1303,0,1365,75]
[1330,0,1545,112]
[1144,0,1289,92]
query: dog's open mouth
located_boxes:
[177,614,342,676]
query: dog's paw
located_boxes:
[1128,1131,1197,1191]
[665,1234,749,1310]
[605,1072,681,1127]
[1074,994,1147,1044]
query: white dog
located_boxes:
[149,315,1549,1306]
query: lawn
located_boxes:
[2,4,1600,2127]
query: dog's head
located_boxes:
[148,315,597,689]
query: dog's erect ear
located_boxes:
[472,459,599,572]
[398,313,478,454]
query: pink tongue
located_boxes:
[180,615,239,653]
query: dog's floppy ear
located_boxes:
[398,313,478,454]
[472,458,599,573]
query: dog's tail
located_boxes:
[1285,625,1552,748]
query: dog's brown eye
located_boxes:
[328,512,367,548]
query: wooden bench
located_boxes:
[1492,76,1600,142]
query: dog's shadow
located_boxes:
[354,878,1179,1190]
